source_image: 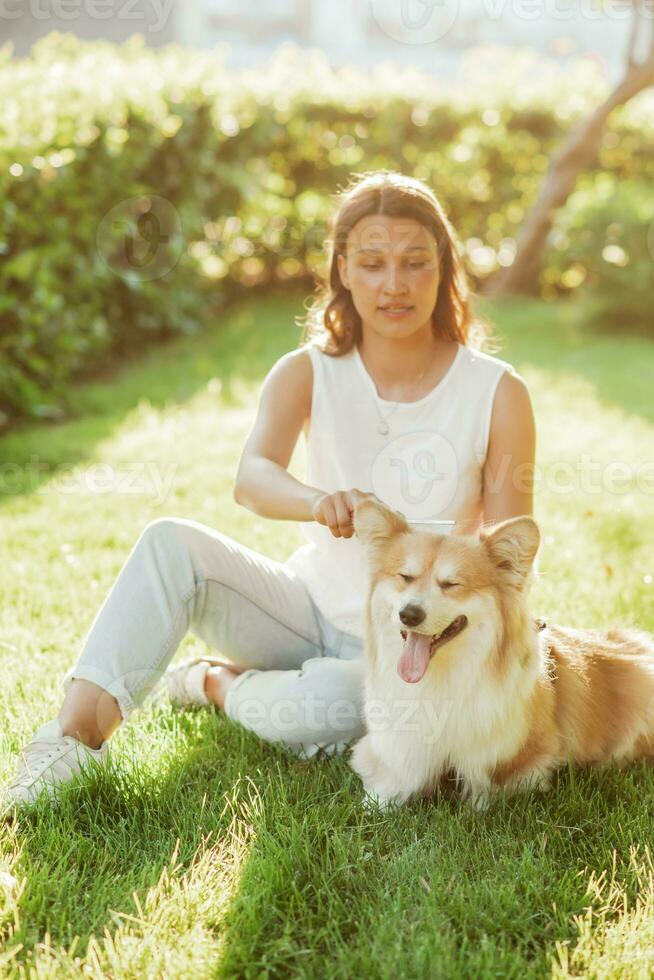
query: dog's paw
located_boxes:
[470,791,492,812]
[460,781,493,812]
[360,789,400,813]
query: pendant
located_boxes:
[377,420,389,436]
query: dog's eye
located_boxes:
[438,580,460,590]
[398,573,415,583]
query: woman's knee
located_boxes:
[138,517,231,569]
[139,517,199,550]
[139,517,237,552]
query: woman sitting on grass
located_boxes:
[2,170,535,808]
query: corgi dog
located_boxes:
[349,498,654,811]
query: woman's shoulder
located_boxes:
[458,343,518,380]
[298,337,350,354]
[296,339,355,369]
[267,346,315,395]
[458,345,531,423]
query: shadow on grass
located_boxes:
[9,699,654,974]
[5,707,299,963]
[210,752,654,976]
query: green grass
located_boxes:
[1,289,653,978]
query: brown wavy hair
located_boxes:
[298,170,493,355]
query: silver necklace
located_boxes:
[368,362,430,436]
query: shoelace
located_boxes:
[11,737,75,788]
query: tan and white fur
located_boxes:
[349,498,654,811]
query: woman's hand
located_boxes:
[312,488,381,539]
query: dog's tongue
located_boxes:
[398,630,431,683]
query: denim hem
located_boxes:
[223,667,260,718]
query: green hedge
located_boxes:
[1,34,653,428]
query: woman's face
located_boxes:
[337,214,441,341]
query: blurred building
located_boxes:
[3,0,631,82]
[178,0,628,80]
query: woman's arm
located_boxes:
[234,348,325,522]
[481,371,536,523]
[235,457,325,522]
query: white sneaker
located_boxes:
[163,657,238,707]
[0,870,18,895]
[1,719,108,810]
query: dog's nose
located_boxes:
[399,604,426,628]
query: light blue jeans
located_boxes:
[63,518,366,759]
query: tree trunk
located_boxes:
[485,58,654,297]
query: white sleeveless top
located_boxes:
[284,339,516,639]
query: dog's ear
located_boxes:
[480,516,540,589]
[353,498,408,546]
